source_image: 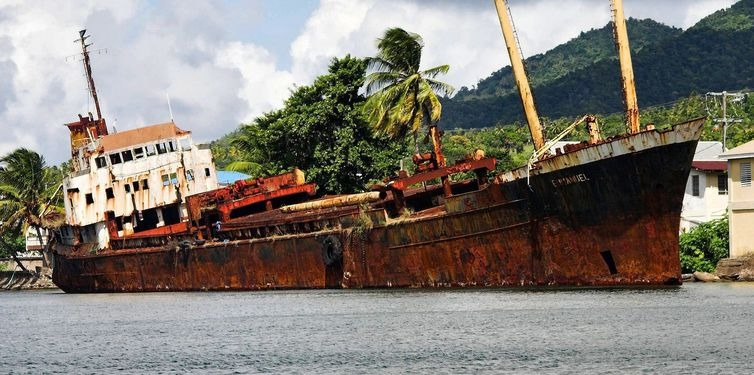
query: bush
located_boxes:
[679,217,729,273]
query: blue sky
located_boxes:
[0,0,738,163]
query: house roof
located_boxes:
[720,139,754,160]
[693,141,724,161]
[692,161,727,171]
[98,122,189,152]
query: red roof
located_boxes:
[692,161,727,171]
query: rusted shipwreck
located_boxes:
[52,2,704,292]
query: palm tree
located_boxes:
[364,27,454,167]
[0,148,64,271]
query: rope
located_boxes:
[526,115,590,186]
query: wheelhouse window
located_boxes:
[133,147,145,159]
[156,143,168,155]
[742,162,752,188]
[109,153,122,165]
[145,145,157,157]
[718,174,728,195]
[691,175,700,196]
[121,150,134,162]
[95,156,107,168]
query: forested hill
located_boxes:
[454,18,681,101]
[441,0,754,129]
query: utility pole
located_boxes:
[707,91,745,151]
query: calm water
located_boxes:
[1,283,753,374]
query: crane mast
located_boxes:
[493,0,546,152]
[611,0,640,133]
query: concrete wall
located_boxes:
[728,158,754,257]
[680,170,728,231]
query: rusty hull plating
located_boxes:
[52,118,705,292]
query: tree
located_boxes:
[0,148,64,271]
[228,56,407,195]
[364,27,454,167]
[679,216,729,273]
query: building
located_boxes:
[720,140,754,257]
[680,141,728,231]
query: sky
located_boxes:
[0,0,738,164]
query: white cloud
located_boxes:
[216,42,296,123]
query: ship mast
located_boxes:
[493,0,546,152]
[611,0,640,133]
[76,29,103,121]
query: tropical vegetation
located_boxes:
[679,216,729,273]
[224,56,406,195]
[0,148,64,272]
[364,27,454,165]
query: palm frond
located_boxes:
[421,65,450,79]
[226,161,264,176]
[424,78,455,97]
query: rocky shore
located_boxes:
[0,268,57,290]
[684,255,754,282]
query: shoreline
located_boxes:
[0,270,57,290]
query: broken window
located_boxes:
[142,179,149,190]
[132,181,140,192]
[145,145,157,157]
[168,140,178,152]
[156,143,168,155]
[85,193,94,205]
[95,156,107,168]
[179,138,191,151]
[109,153,122,165]
[205,168,211,177]
[691,175,700,196]
[742,162,752,188]
[124,183,131,193]
[121,150,134,162]
[133,147,145,159]
[105,187,114,199]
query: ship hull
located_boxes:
[53,120,703,292]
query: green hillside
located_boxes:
[454,18,681,101]
[442,0,754,129]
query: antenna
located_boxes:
[74,29,104,121]
[166,92,175,123]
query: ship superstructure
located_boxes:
[59,30,218,251]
